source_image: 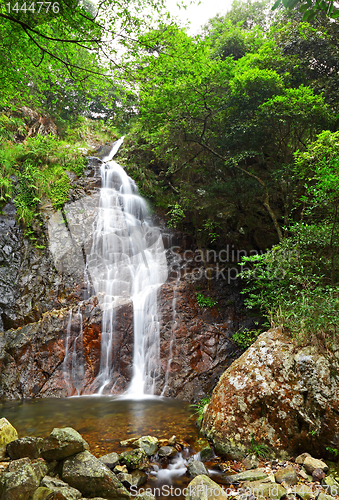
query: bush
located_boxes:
[239,223,339,345]
[196,293,218,308]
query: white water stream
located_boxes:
[86,139,168,396]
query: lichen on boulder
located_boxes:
[202,327,339,459]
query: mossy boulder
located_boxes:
[119,448,148,471]
[132,436,158,456]
[7,437,43,460]
[62,450,130,499]
[0,418,18,459]
[41,427,89,461]
[202,328,339,459]
[185,475,228,500]
[40,476,82,500]
[0,458,47,500]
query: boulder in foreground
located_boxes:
[202,328,339,459]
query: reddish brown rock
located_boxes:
[0,297,134,399]
[201,328,339,459]
[157,281,239,401]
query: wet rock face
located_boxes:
[0,158,104,332]
[202,327,339,459]
[157,282,240,402]
[0,296,134,399]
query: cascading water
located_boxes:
[86,138,168,396]
[63,307,85,395]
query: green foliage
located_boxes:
[189,396,211,422]
[272,0,339,21]
[196,294,218,308]
[232,328,261,349]
[0,114,26,142]
[239,223,339,344]
[0,134,90,223]
[326,447,339,457]
[198,220,221,244]
[248,437,271,458]
[167,203,186,228]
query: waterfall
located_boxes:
[86,138,168,396]
[63,307,85,396]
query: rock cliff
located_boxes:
[0,153,247,401]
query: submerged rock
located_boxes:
[62,450,130,499]
[158,446,176,458]
[202,327,339,458]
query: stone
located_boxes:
[114,465,128,474]
[295,453,311,465]
[298,469,308,480]
[7,437,43,460]
[322,474,339,496]
[303,457,328,475]
[120,448,148,470]
[274,466,298,485]
[30,458,48,478]
[242,454,259,470]
[32,487,54,500]
[223,469,268,484]
[134,493,156,500]
[41,476,82,500]
[98,452,120,469]
[290,484,313,500]
[0,418,18,459]
[0,458,44,500]
[185,475,228,500]
[201,328,339,459]
[42,427,89,461]
[317,493,336,500]
[132,436,159,456]
[131,470,148,487]
[120,438,137,447]
[241,480,286,500]
[62,450,130,499]
[158,446,177,458]
[116,473,133,488]
[312,468,326,482]
[168,436,176,446]
[199,447,214,462]
[187,458,209,478]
